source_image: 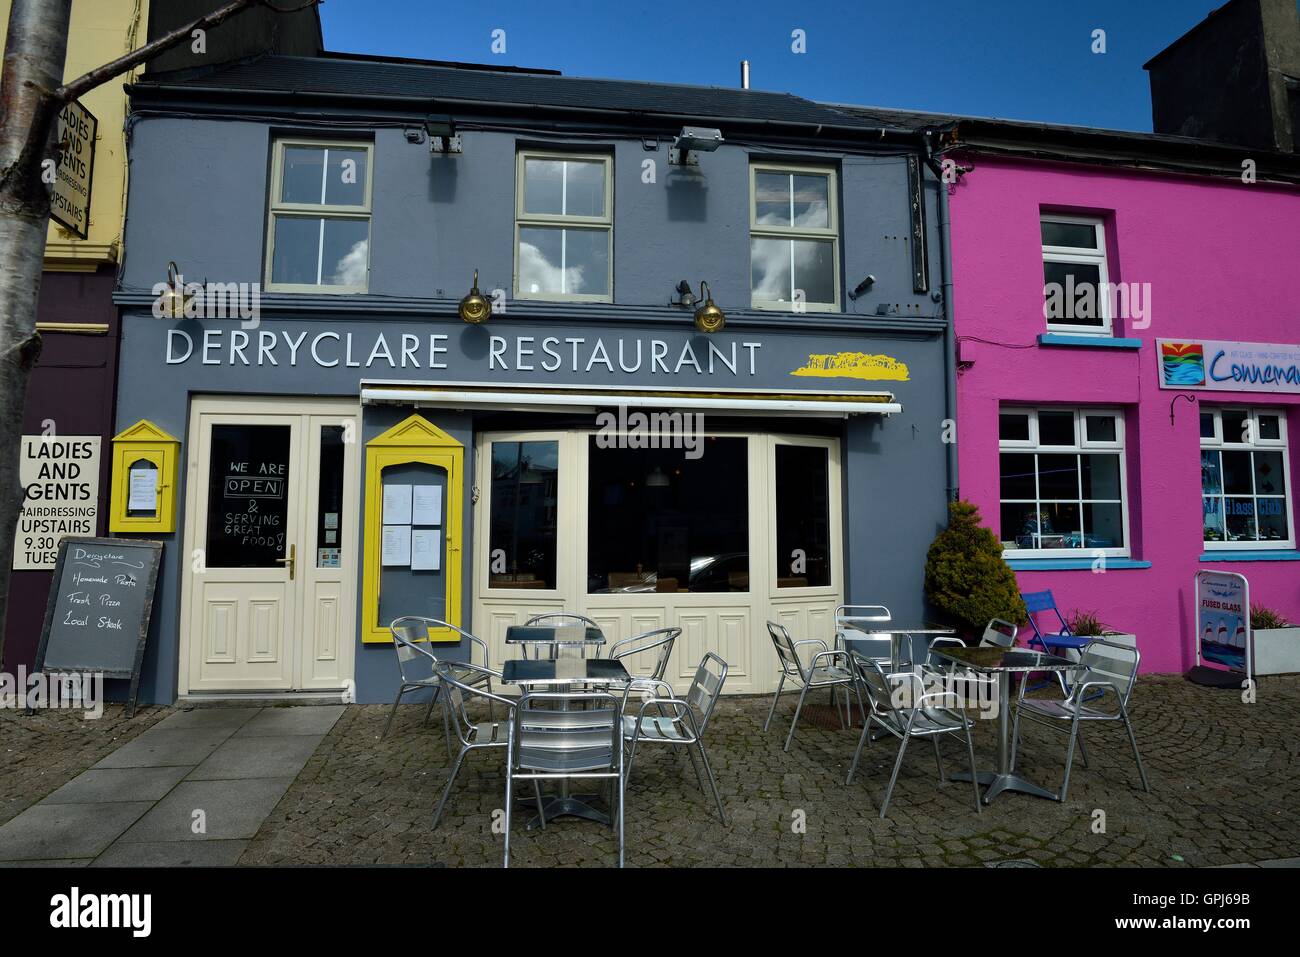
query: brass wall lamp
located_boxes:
[157,261,190,318]
[693,281,725,333]
[459,270,490,324]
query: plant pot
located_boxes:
[1058,631,1136,663]
[1253,627,1300,676]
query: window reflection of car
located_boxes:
[688,553,749,592]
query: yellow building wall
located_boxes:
[0,0,148,271]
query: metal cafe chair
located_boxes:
[619,652,728,824]
[432,665,518,829]
[609,627,680,682]
[979,618,1020,649]
[763,621,863,752]
[384,616,496,745]
[845,652,984,819]
[503,690,626,868]
[1010,638,1151,803]
[521,612,604,660]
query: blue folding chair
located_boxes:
[1021,590,1089,694]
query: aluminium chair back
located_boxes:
[437,664,515,748]
[834,604,895,663]
[610,627,679,682]
[389,617,440,685]
[979,618,1019,649]
[513,690,622,773]
[766,621,808,681]
[849,652,903,726]
[1072,639,1140,709]
[682,652,729,738]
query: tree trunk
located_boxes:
[0,0,72,665]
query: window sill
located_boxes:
[1037,334,1143,350]
[1005,557,1152,571]
[1199,550,1300,562]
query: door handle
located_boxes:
[275,543,296,581]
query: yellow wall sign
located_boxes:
[361,415,464,644]
[789,352,911,381]
[109,420,180,534]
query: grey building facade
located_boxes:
[115,54,955,704]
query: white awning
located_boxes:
[359,379,901,418]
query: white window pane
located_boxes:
[1258,413,1282,441]
[1081,454,1121,499]
[271,216,322,284]
[791,173,830,228]
[323,148,368,206]
[792,239,836,303]
[751,237,792,301]
[1222,409,1250,444]
[563,159,606,217]
[1258,499,1290,542]
[320,219,369,286]
[1041,219,1098,248]
[518,226,564,294]
[1254,450,1286,494]
[1083,503,1124,548]
[523,159,565,216]
[999,412,1031,442]
[1200,411,1216,439]
[561,228,609,294]
[1037,452,1080,499]
[1043,261,1105,327]
[1203,496,1226,542]
[281,146,326,204]
[1085,414,1117,443]
[754,171,791,226]
[1038,411,1076,446]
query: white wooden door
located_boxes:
[180,398,358,694]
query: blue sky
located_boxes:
[318,0,1239,132]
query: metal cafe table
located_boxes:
[500,647,631,829]
[928,646,1084,804]
[840,626,957,670]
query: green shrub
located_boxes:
[1250,603,1294,630]
[924,500,1028,635]
[1067,609,1111,636]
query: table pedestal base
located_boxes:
[949,770,1058,803]
[519,793,610,829]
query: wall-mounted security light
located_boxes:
[670,126,723,166]
[425,114,462,154]
[670,279,697,308]
[848,275,877,301]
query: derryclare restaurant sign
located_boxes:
[1159,339,1300,394]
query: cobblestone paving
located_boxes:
[0,705,170,828]
[240,675,1300,868]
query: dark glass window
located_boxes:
[205,424,291,568]
[489,441,559,589]
[775,445,831,587]
[315,425,345,567]
[586,437,748,594]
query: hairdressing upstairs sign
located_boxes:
[1159,339,1300,394]
[50,99,97,239]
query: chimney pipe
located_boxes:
[740,60,750,90]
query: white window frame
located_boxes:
[513,151,613,303]
[265,139,373,294]
[1041,213,1111,337]
[998,407,1130,558]
[1199,407,1294,550]
[749,162,840,313]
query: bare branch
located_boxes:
[55,0,319,104]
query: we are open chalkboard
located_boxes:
[34,537,163,717]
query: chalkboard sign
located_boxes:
[33,536,163,717]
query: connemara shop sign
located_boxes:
[1159,339,1300,394]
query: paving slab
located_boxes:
[187,734,323,781]
[42,767,191,805]
[91,839,249,867]
[92,727,236,769]
[2,859,92,867]
[0,802,153,861]
[235,706,344,737]
[116,778,297,843]
[151,708,261,733]
[1256,857,1300,868]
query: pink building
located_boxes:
[944,0,1300,675]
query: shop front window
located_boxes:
[998,408,1128,556]
[586,437,749,593]
[1200,408,1293,548]
[488,440,559,589]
